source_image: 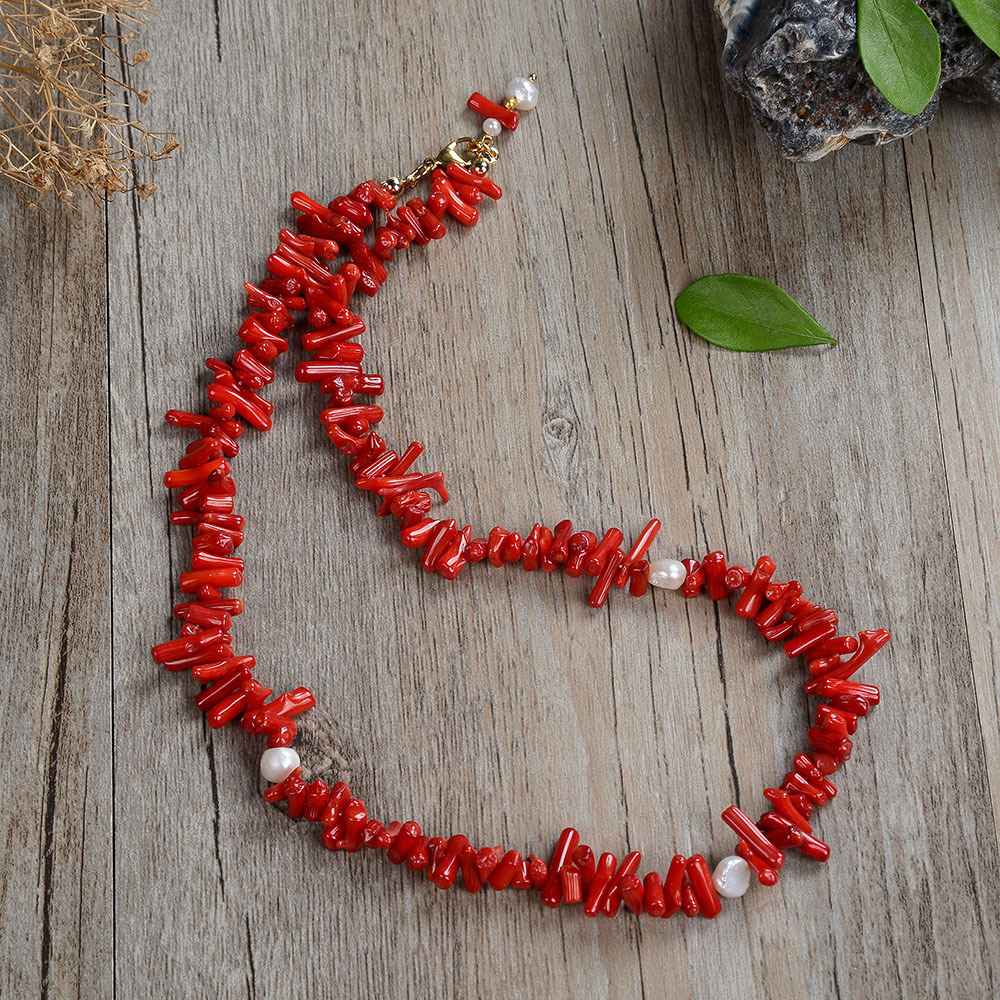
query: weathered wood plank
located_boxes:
[900,112,1000,841]
[4,1,994,998]
[0,195,112,997]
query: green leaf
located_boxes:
[857,0,942,115]
[952,0,1000,56]
[674,275,837,353]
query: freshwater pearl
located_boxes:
[260,746,300,784]
[482,117,503,138]
[648,558,687,590]
[506,76,539,111]
[712,855,751,899]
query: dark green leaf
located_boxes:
[857,0,941,115]
[952,0,1000,56]
[674,275,837,353]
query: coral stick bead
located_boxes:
[281,774,307,814]
[156,643,232,673]
[585,528,624,576]
[784,770,832,805]
[151,626,228,664]
[621,876,644,914]
[623,518,662,567]
[302,780,330,822]
[467,92,519,130]
[603,850,641,917]
[565,531,597,577]
[207,676,269,728]
[572,844,596,887]
[642,871,667,916]
[804,628,891,693]
[163,457,228,489]
[681,881,701,917]
[760,814,831,862]
[296,360,363,382]
[560,866,583,905]
[510,859,532,889]
[701,551,730,600]
[179,568,243,593]
[459,846,483,892]
[191,551,244,572]
[784,619,837,658]
[207,383,273,432]
[340,799,368,851]
[588,550,623,608]
[404,838,430,871]
[527,855,548,888]
[549,520,573,564]
[686,855,722,917]
[192,654,254,684]
[473,847,501,884]
[173,603,233,628]
[663,854,686,917]
[318,782,350,825]
[488,850,521,890]
[721,806,784,868]
[501,532,524,563]
[681,559,705,597]
[628,561,650,596]
[734,555,777,618]
[764,787,812,833]
[816,677,880,707]
[736,842,780,886]
[431,835,469,889]
[583,853,617,917]
[542,827,580,907]
[429,170,478,226]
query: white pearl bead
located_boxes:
[506,76,539,111]
[260,746,300,784]
[647,558,687,590]
[482,117,503,138]
[712,855,751,898]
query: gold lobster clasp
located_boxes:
[435,137,476,168]
[385,135,498,196]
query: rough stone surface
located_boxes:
[716,0,1000,159]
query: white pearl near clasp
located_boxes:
[712,855,752,898]
[648,558,687,590]
[506,76,539,111]
[482,117,503,138]
[260,746,300,783]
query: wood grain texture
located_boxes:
[0,198,112,997]
[3,1,999,997]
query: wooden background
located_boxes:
[4,2,999,997]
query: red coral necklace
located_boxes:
[151,77,890,921]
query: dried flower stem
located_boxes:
[0,1,177,204]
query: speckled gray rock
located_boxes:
[717,0,999,159]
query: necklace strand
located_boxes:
[151,77,890,920]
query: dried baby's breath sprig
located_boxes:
[0,1,178,205]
